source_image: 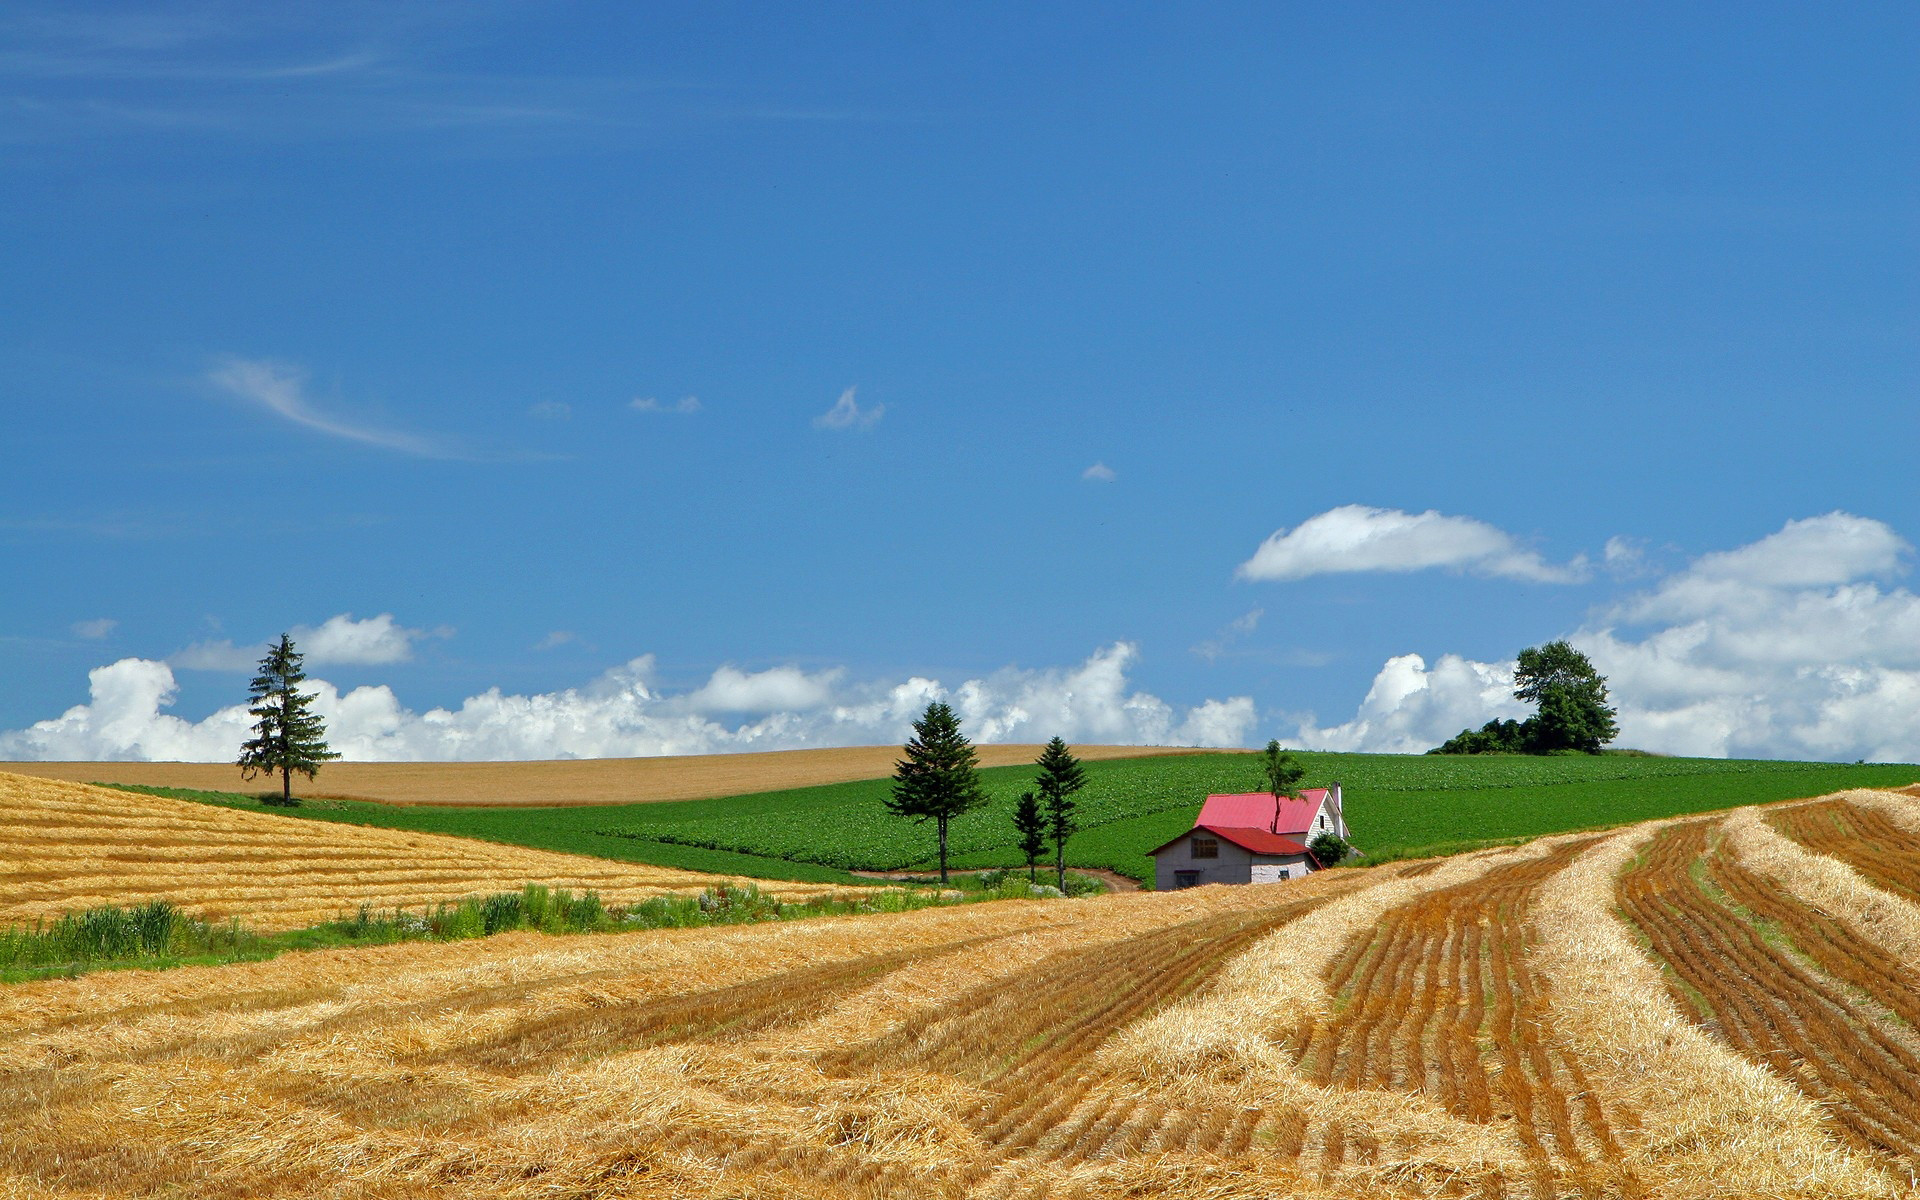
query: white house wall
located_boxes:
[1153,832,1316,890]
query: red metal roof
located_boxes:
[1193,824,1311,857]
[1144,823,1314,858]
[1195,790,1328,836]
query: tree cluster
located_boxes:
[884,705,1089,890]
[1431,640,1618,755]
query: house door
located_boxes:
[1173,870,1201,889]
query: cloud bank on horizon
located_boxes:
[0,642,1254,763]
[9,510,1919,765]
[1289,511,1920,762]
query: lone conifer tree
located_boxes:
[238,634,339,805]
[1011,790,1047,883]
[1034,736,1087,892]
[885,701,987,884]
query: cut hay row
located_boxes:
[0,880,1343,1200]
[1768,795,1920,907]
[1619,820,1920,1166]
[1287,836,1638,1196]
[1725,806,1920,964]
[10,792,1920,1198]
[0,772,829,930]
[1531,822,1889,1199]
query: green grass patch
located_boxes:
[106,752,1920,890]
[0,877,1060,985]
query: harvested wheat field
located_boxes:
[10,791,1920,1198]
[2,745,1219,807]
[0,772,830,931]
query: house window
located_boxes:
[1319,814,1328,830]
[1174,870,1201,889]
[1191,837,1219,859]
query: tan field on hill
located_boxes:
[0,773,830,931]
[1,743,1226,807]
[8,785,1920,1197]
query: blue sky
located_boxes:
[3,3,1916,762]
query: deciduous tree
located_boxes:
[1431,640,1618,755]
[1308,831,1350,866]
[1515,640,1618,753]
[884,702,988,884]
[237,634,339,805]
[1263,739,1305,798]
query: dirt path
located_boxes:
[850,867,1142,892]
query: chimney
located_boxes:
[1329,782,1343,834]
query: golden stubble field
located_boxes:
[8,784,1920,1197]
[0,773,832,930]
[2,744,1223,807]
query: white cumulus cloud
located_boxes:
[1291,512,1920,762]
[1294,653,1527,754]
[1238,504,1588,584]
[0,643,1256,762]
[171,613,438,671]
[813,386,883,431]
[686,664,843,714]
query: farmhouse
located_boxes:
[1150,785,1347,890]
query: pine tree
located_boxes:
[1034,736,1087,892]
[237,634,339,805]
[884,701,988,884]
[1011,791,1047,882]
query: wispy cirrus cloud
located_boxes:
[1082,461,1117,483]
[813,386,883,432]
[631,395,701,415]
[1238,505,1588,585]
[208,357,457,458]
[0,7,899,150]
[1191,608,1263,663]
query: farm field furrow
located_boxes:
[12,786,1920,1198]
[1769,797,1920,906]
[1618,820,1920,1167]
[0,773,830,931]
[1291,837,1641,1198]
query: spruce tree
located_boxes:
[1011,790,1047,883]
[1034,736,1087,892]
[237,634,339,805]
[884,701,988,884]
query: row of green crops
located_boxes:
[603,753,1920,876]
[112,752,1920,888]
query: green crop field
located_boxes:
[112,751,1920,886]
